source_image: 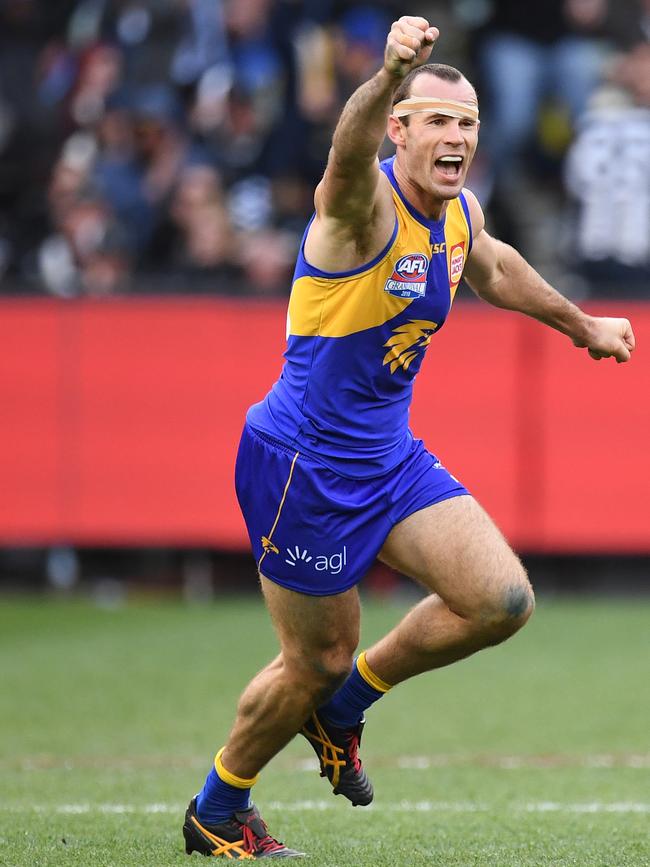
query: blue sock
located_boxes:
[195,749,256,824]
[318,652,392,728]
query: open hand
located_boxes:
[573,316,636,363]
[385,17,439,78]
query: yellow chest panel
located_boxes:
[288,190,471,339]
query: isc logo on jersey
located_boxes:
[384,253,430,298]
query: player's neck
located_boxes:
[393,160,449,222]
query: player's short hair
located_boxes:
[392,64,476,125]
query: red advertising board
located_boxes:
[0,298,647,551]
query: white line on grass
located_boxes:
[296,753,650,772]
[14,801,650,816]
[269,800,650,814]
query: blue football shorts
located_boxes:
[235,423,469,596]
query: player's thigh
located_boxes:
[379,495,532,621]
[260,573,361,681]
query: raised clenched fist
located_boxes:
[385,16,439,78]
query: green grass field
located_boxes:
[1,594,649,866]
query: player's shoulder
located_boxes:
[460,187,485,237]
[307,170,396,272]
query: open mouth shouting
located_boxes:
[434,154,463,181]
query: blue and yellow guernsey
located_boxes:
[247,156,473,479]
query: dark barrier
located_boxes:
[0,298,647,551]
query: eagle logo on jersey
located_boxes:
[383,319,438,374]
[384,253,430,298]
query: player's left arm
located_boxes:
[461,189,636,362]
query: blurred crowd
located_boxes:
[0,0,648,299]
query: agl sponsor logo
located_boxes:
[284,545,347,574]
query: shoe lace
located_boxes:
[241,816,284,855]
[303,714,364,787]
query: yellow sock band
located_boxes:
[214,748,259,789]
[357,651,392,693]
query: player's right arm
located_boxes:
[462,190,635,363]
[305,17,439,272]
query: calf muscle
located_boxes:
[221,578,361,779]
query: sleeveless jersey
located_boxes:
[247,156,473,479]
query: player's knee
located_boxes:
[306,648,354,700]
[280,646,354,703]
[482,570,535,643]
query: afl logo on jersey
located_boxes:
[384,253,429,298]
[449,242,465,286]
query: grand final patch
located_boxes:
[384,253,430,298]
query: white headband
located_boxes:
[393,96,479,122]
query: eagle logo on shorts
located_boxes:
[383,319,438,374]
